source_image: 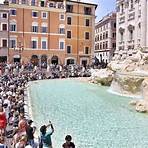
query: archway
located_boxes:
[51,55,58,65]
[31,55,39,66]
[13,55,20,63]
[41,55,47,68]
[66,59,75,65]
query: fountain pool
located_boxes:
[29,79,148,148]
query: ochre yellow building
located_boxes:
[7,0,97,66]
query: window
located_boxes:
[131,0,133,9]
[42,12,47,19]
[59,40,65,49]
[31,0,35,6]
[66,5,73,13]
[10,24,16,31]
[32,11,38,17]
[100,43,102,49]
[67,17,71,25]
[67,46,71,53]
[85,32,89,40]
[84,7,91,15]
[49,2,54,7]
[120,32,123,42]
[21,0,26,4]
[103,33,105,39]
[85,47,89,54]
[40,1,44,7]
[2,39,7,47]
[11,0,16,3]
[10,9,16,15]
[32,40,37,49]
[2,13,7,19]
[106,32,108,38]
[112,33,116,38]
[60,14,65,20]
[41,26,47,33]
[59,28,65,34]
[100,34,102,40]
[85,19,90,26]
[41,40,47,49]
[67,31,71,39]
[10,39,16,48]
[103,42,105,49]
[129,30,133,40]
[121,3,124,13]
[114,23,116,28]
[32,26,38,32]
[106,41,108,48]
[2,24,7,31]
[112,43,116,48]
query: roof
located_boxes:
[67,0,98,9]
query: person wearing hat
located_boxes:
[26,119,36,147]
[39,121,54,148]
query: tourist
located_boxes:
[0,106,7,136]
[39,121,54,148]
[18,113,27,134]
[0,136,8,148]
[26,119,36,147]
[15,135,27,148]
[62,135,75,148]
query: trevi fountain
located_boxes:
[90,48,148,113]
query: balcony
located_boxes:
[66,5,73,13]
[84,7,92,15]
[49,2,65,9]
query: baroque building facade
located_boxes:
[116,0,148,57]
[95,12,116,63]
[4,0,97,66]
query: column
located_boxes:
[141,0,147,47]
[134,1,139,49]
[116,10,119,53]
[108,21,112,50]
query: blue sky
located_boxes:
[93,0,116,21]
[0,0,116,21]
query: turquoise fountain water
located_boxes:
[29,79,148,148]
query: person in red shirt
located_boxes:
[0,106,7,136]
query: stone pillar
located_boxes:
[141,0,147,47]
[135,1,139,49]
[108,21,112,50]
[124,5,128,52]
[116,11,119,53]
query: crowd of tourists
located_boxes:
[0,62,91,79]
[0,62,90,148]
